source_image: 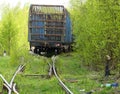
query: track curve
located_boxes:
[51,56,73,94]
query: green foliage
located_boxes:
[0,4,29,64]
[0,56,66,94]
[70,0,120,68]
[0,78,3,93]
[0,55,120,94]
[0,5,18,55]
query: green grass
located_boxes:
[55,54,120,94]
[0,54,120,94]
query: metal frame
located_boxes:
[28,4,66,45]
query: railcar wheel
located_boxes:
[34,48,37,54]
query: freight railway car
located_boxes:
[28,4,72,54]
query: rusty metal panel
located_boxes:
[29,5,65,40]
[28,4,72,47]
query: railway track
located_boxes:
[24,55,73,93]
[49,55,73,94]
[0,64,25,94]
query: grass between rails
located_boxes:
[55,53,120,94]
[0,53,120,94]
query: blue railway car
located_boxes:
[28,4,72,54]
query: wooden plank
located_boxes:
[29,26,66,30]
[30,40,62,42]
[29,19,65,23]
[31,33,62,36]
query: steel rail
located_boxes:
[52,56,73,94]
[0,64,25,94]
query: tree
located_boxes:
[0,3,29,64]
[70,0,120,69]
[0,5,17,55]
